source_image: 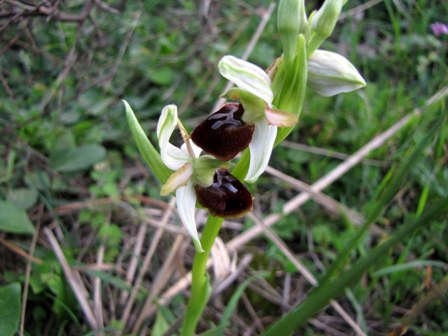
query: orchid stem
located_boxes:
[181,215,224,336]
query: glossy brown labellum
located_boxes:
[195,168,253,218]
[190,103,254,161]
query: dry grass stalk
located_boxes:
[0,237,43,265]
[214,254,253,295]
[133,234,185,333]
[43,227,98,329]
[248,213,366,336]
[265,165,365,225]
[94,218,108,334]
[120,198,176,329]
[120,220,148,305]
[20,206,42,336]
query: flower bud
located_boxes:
[311,0,347,39]
[278,0,307,63]
[307,50,366,97]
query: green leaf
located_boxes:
[85,270,131,292]
[198,325,226,336]
[147,67,176,86]
[7,188,38,209]
[0,201,35,234]
[214,272,268,336]
[151,309,170,336]
[49,144,106,172]
[0,283,21,336]
[25,170,50,191]
[123,100,171,183]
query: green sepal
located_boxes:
[278,0,306,64]
[192,156,227,187]
[123,100,172,183]
[307,0,347,55]
[223,88,265,124]
[272,35,307,144]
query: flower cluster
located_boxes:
[155,54,307,251]
[126,0,367,252]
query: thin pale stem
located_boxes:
[177,120,196,158]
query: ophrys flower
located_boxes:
[191,55,298,184]
[157,105,252,252]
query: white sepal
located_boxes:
[176,182,204,252]
[308,50,366,97]
[219,56,274,106]
[157,105,190,170]
[161,163,193,196]
[245,118,277,183]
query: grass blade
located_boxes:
[263,198,448,335]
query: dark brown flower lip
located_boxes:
[195,168,253,218]
[190,103,254,161]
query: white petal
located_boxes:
[181,141,202,158]
[245,118,277,183]
[157,105,189,170]
[219,55,273,106]
[176,182,204,252]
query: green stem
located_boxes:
[180,33,308,336]
[180,140,255,335]
[181,215,224,336]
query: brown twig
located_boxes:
[0,237,43,265]
[1,0,95,22]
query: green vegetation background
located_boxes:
[0,0,447,335]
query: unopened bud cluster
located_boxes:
[277,0,365,97]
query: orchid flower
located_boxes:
[157,105,252,252]
[191,55,298,184]
[219,56,300,183]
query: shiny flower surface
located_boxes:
[157,104,252,252]
[192,55,298,184]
